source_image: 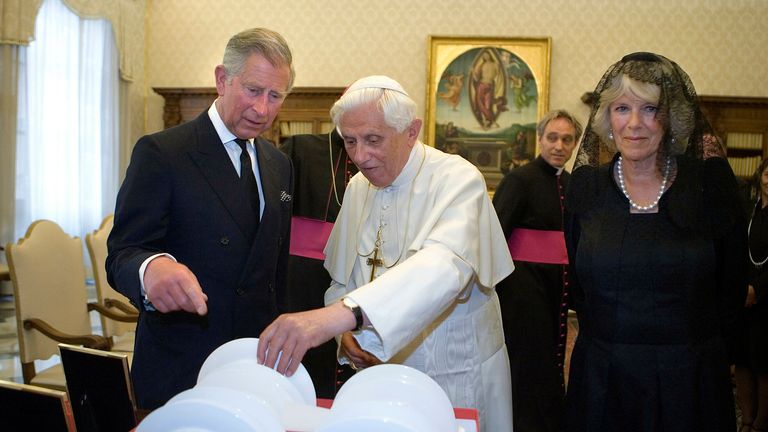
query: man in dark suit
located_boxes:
[106,27,294,410]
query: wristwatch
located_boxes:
[341,296,364,331]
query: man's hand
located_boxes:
[258,301,356,377]
[144,257,208,315]
[340,332,382,369]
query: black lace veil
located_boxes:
[574,52,721,171]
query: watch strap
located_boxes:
[342,297,363,331]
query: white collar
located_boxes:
[207,101,252,146]
[387,142,426,189]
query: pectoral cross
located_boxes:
[366,226,384,282]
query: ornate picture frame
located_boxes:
[425,36,551,189]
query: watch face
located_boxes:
[342,296,357,308]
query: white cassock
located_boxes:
[324,142,515,432]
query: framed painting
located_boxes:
[425,36,551,189]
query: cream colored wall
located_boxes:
[144,0,768,141]
[120,0,147,175]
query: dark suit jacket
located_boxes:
[106,111,293,409]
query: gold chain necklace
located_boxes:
[355,144,427,276]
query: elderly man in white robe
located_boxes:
[257,75,515,431]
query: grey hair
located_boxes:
[537,109,584,142]
[330,87,416,133]
[221,28,295,92]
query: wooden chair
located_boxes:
[0,245,9,282]
[5,220,135,390]
[85,215,137,352]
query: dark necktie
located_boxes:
[235,139,261,228]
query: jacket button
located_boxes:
[236,286,246,296]
[220,236,230,245]
[268,282,274,293]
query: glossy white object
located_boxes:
[316,400,437,432]
[143,342,463,432]
[198,337,316,405]
[136,395,281,432]
[167,385,279,423]
[332,364,458,432]
[197,361,303,419]
[280,401,333,432]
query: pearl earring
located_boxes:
[608,130,614,140]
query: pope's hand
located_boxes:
[258,301,357,376]
[341,332,382,369]
[746,284,757,307]
[144,256,208,315]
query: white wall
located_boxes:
[144,0,768,140]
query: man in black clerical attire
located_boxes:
[492,110,582,432]
[279,129,356,398]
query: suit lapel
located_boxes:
[254,137,279,235]
[187,113,255,239]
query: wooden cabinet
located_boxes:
[699,95,768,178]
[153,87,344,144]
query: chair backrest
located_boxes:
[6,220,93,365]
[85,214,137,339]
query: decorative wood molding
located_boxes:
[699,95,768,176]
[152,87,344,143]
[699,95,768,134]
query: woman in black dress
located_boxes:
[735,158,768,432]
[564,52,748,431]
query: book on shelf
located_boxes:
[727,155,762,177]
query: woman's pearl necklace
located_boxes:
[616,156,671,211]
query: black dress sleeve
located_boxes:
[704,157,749,348]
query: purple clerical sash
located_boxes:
[289,216,334,260]
[507,228,568,265]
